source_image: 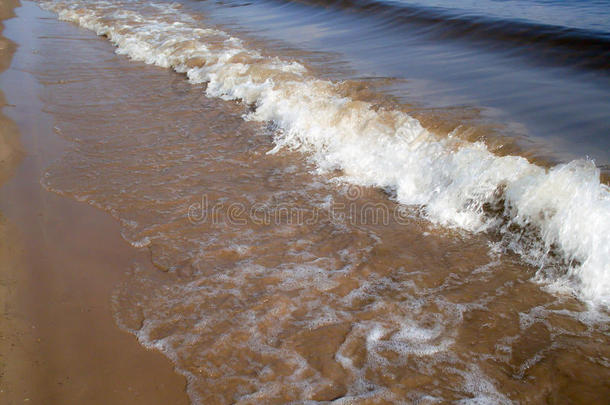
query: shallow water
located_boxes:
[35,0,610,403]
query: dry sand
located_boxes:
[0,1,189,403]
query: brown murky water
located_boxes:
[32,0,610,403]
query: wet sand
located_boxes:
[0,1,189,403]
[0,0,22,186]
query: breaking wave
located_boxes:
[41,0,610,307]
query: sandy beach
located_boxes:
[1,0,608,403]
[0,1,188,403]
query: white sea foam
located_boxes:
[41,0,610,307]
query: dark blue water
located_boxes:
[390,0,610,33]
[182,0,610,172]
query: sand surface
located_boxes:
[0,1,189,403]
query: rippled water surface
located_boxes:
[389,0,610,32]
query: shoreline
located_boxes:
[0,2,189,403]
